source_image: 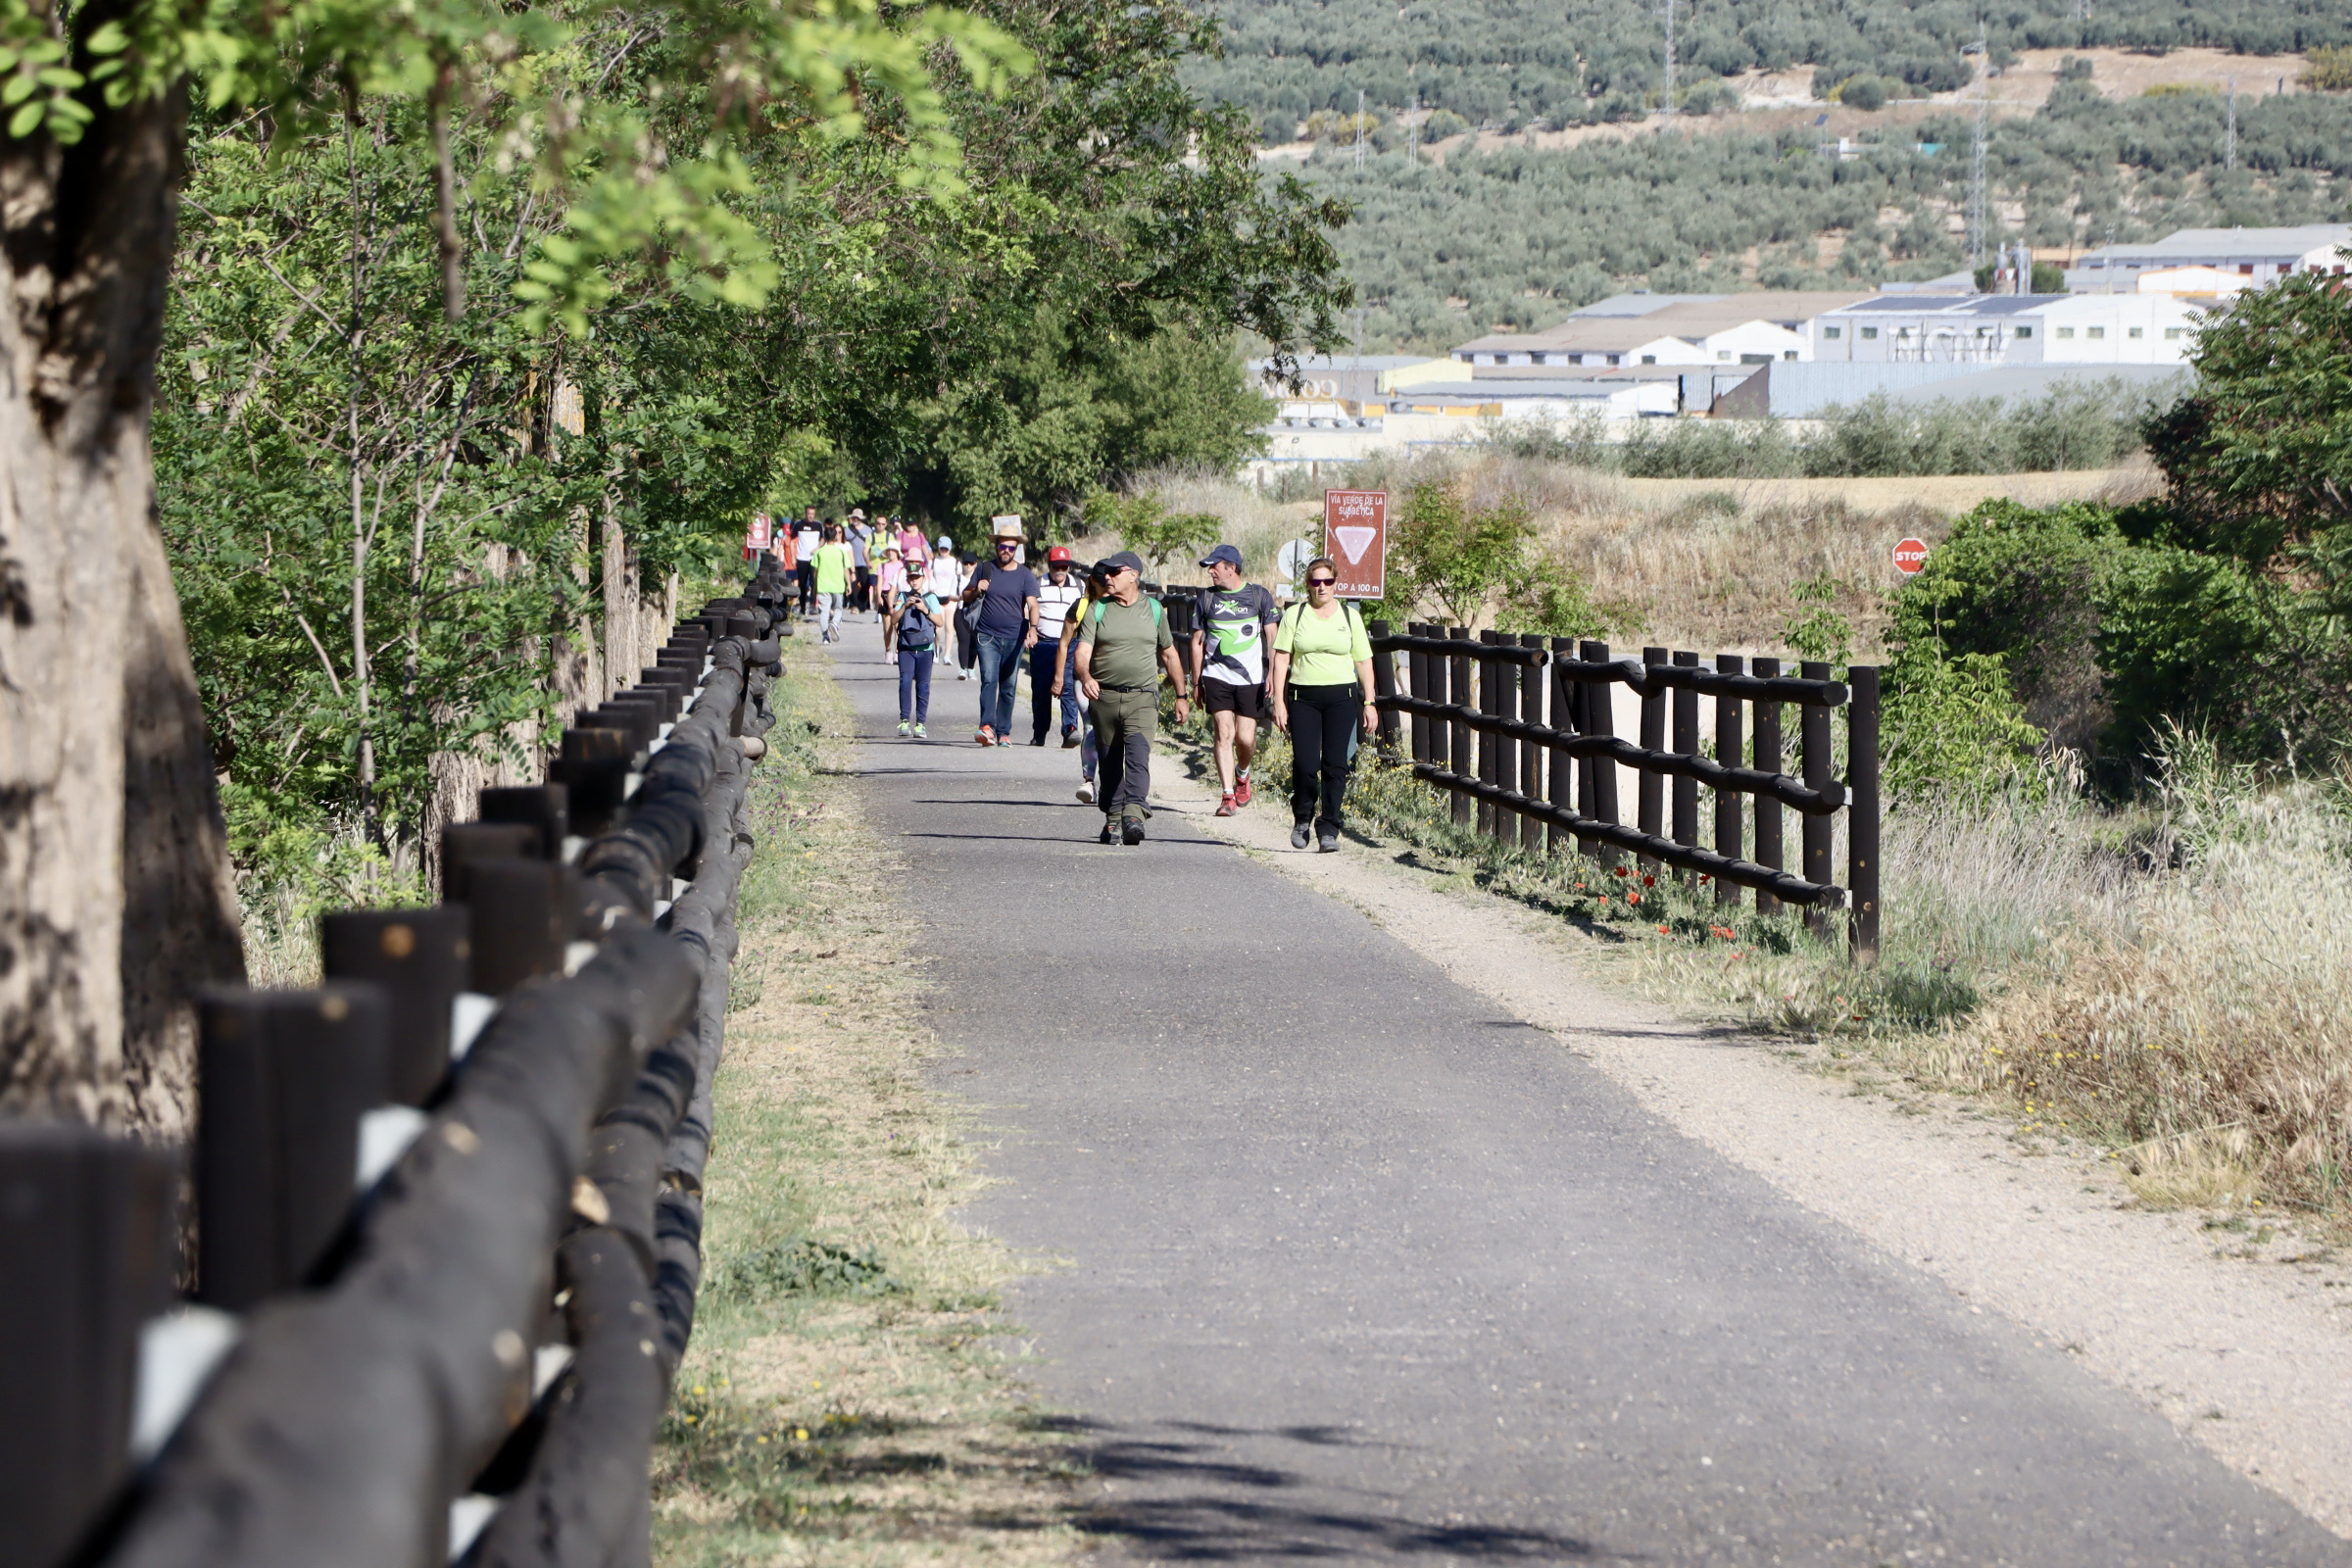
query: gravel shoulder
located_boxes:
[1169,749,2352,1542]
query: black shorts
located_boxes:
[1200,680,1267,718]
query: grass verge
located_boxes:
[653,662,1086,1567]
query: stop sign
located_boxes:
[1892,537,1931,575]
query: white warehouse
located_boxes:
[1806,293,2207,367]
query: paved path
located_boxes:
[824,639,2344,1566]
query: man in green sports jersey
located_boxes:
[1189,543,1280,817]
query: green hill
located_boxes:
[1272,80,2352,352]
[1186,0,2351,139]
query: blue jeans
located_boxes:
[976,632,1023,736]
[898,648,934,723]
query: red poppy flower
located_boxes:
[1642,874,1655,887]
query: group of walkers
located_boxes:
[770,511,1379,851]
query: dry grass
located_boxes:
[653,664,1086,1568]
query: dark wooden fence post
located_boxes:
[0,1126,174,1568]
[1800,660,1836,941]
[1406,623,1430,763]
[1447,628,1474,827]
[1848,664,1883,964]
[1714,654,1744,907]
[1585,641,1623,869]
[1751,656,1785,917]
[1411,620,1430,766]
[320,905,471,1106]
[1670,650,1700,872]
[1548,637,1577,858]
[1638,646,1667,871]
[1518,634,1544,853]
[1369,619,1399,755]
[197,984,393,1309]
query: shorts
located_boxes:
[1200,679,1268,719]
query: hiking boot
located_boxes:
[1076,780,1097,804]
[896,720,911,737]
[1317,828,1341,854]
[975,725,996,747]
[1291,821,1313,850]
[1234,770,1252,807]
[1122,816,1147,846]
[1100,818,1117,845]
[1215,794,1237,817]
[1061,725,1080,749]
[912,722,927,739]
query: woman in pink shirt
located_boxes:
[895,520,928,576]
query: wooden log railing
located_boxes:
[2,564,796,1568]
[1368,622,1881,958]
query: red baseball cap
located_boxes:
[1046,546,1073,563]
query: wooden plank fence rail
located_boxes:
[1367,621,1881,957]
[1,562,800,1568]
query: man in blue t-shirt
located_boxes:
[1190,543,1281,815]
[959,518,1040,746]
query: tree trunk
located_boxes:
[0,76,244,1130]
[600,502,637,700]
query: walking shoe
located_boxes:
[1076,780,1097,804]
[1099,817,1117,845]
[1235,770,1252,808]
[1122,816,1147,846]
[976,726,996,747]
[1215,794,1237,817]
[1291,821,1313,850]
[896,720,911,736]
[1031,736,1048,747]
[1061,725,1080,749]
[912,722,927,739]
[1318,829,1341,854]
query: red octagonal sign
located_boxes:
[1892,536,1931,576]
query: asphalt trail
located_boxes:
[824,638,2344,1567]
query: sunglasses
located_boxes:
[1307,576,1337,587]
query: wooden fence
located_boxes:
[1,565,796,1568]
[1369,624,1881,958]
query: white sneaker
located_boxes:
[1076,781,1097,804]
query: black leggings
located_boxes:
[1287,683,1361,831]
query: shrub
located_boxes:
[2302,44,2352,92]
[1837,75,1890,112]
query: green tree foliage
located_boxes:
[1272,87,2352,351]
[1378,473,1625,635]
[1187,0,2350,138]
[1082,491,1223,577]
[147,0,1351,853]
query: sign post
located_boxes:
[1323,489,1388,601]
[745,513,772,562]
[1892,536,1930,576]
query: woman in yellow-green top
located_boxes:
[1268,557,1378,853]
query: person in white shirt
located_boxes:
[1030,547,1085,745]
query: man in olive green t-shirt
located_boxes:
[1075,551,1190,845]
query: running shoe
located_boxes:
[1234,770,1252,808]
[896,721,910,736]
[1061,725,1080,749]
[1291,821,1313,850]
[1099,818,1117,845]
[1122,817,1147,846]
[1215,794,1237,817]
[1075,780,1097,804]
[1318,829,1341,854]
[912,722,927,739]
[976,726,996,747]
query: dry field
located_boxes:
[1097,458,2156,656]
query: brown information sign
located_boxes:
[1322,489,1388,600]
